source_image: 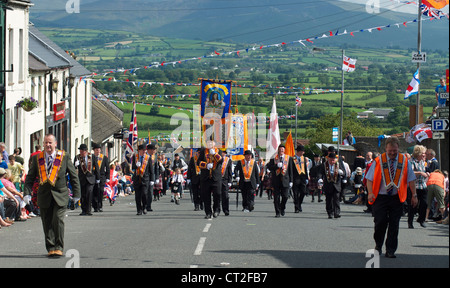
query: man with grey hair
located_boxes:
[425,149,439,173]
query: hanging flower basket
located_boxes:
[16,97,39,112]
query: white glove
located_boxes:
[256,184,259,189]
[96,180,100,184]
[338,169,344,176]
[73,197,80,203]
[187,179,191,185]
[305,180,309,185]
[228,183,232,188]
[277,162,283,168]
[74,160,80,167]
[236,177,240,182]
[318,179,324,185]
[136,161,141,168]
[207,163,214,170]
[150,181,154,186]
[289,182,293,188]
[106,179,110,183]
[155,179,160,185]
[23,195,31,205]
[209,148,216,155]
[342,179,347,184]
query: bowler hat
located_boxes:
[137,144,145,151]
[328,152,337,159]
[146,144,156,150]
[296,145,305,152]
[93,143,101,149]
[78,144,88,151]
[244,150,253,156]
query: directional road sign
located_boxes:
[432,119,449,132]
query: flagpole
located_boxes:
[295,97,298,148]
[416,0,423,125]
[339,49,345,156]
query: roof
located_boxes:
[29,25,91,76]
[28,53,50,72]
[316,143,357,152]
[91,98,123,144]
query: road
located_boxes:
[1,192,448,269]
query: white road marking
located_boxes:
[203,223,212,233]
[194,237,207,256]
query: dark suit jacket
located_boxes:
[96,154,109,184]
[267,156,293,189]
[187,157,201,185]
[221,156,233,186]
[292,155,309,185]
[317,161,345,193]
[197,149,223,184]
[131,153,154,187]
[25,151,81,209]
[235,159,260,190]
[74,153,100,186]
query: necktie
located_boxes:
[387,159,395,195]
[47,156,53,175]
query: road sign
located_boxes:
[412,52,427,63]
[437,107,449,119]
[332,127,339,142]
[433,132,445,140]
[432,119,449,131]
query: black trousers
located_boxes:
[92,183,104,211]
[241,182,255,211]
[372,195,403,255]
[220,182,230,214]
[146,183,154,210]
[201,180,220,216]
[293,182,307,212]
[325,186,340,217]
[134,184,148,213]
[273,186,289,215]
[80,183,94,214]
[408,188,428,224]
[191,183,202,209]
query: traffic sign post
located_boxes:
[412,52,427,63]
[432,119,449,132]
[332,127,339,142]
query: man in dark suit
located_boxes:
[146,144,159,212]
[197,140,223,219]
[187,149,202,211]
[292,145,309,213]
[219,149,233,216]
[267,145,293,217]
[92,143,109,212]
[317,152,346,219]
[235,150,260,213]
[74,144,100,216]
[132,144,154,215]
[24,134,81,257]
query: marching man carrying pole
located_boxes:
[366,137,417,258]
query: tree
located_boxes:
[149,105,160,116]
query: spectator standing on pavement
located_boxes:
[409,145,429,228]
[435,78,448,108]
[366,137,417,258]
[425,149,440,173]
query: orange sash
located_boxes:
[38,150,65,187]
[275,154,289,176]
[221,156,230,177]
[241,159,255,180]
[135,153,149,177]
[381,153,405,190]
[293,156,305,175]
[97,154,104,169]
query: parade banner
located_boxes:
[199,79,233,119]
[226,114,248,161]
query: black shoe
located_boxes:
[385,252,397,259]
[408,223,414,229]
[275,214,280,218]
[328,214,333,219]
[419,222,427,228]
[137,211,142,215]
[213,212,219,218]
[205,214,212,219]
[224,212,229,216]
[334,215,341,219]
[280,210,285,216]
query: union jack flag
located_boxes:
[296,97,302,107]
[125,101,138,163]
[421,0,446,18]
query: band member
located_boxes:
[24,134,81,257]
[146,144,159,212]
[132,144,154,215]
[197,140,223,219]
[317,152,346,219]
[74,144,100,216]
[292,145,309,213]
[92,143,109,212]
[220,149,233,216]
[267,145,293,217]
[187,149,202,211]
[235,150,260,213]
[309,154,323,203]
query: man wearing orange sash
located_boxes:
[92,143,109,213]
[132,144,154,215]
[292,145,309,213]
[187,149,202,211]
[366,137,417,258]
[267,145,293,217]
[197,140,223,219]
[74,144,100,216]
[235,150,260,213]
[219,149,233,216]
[24,134,81,257]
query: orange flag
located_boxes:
[285,131,295,157]
[425,0,449,9]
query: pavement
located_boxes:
[0,191,448,269]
